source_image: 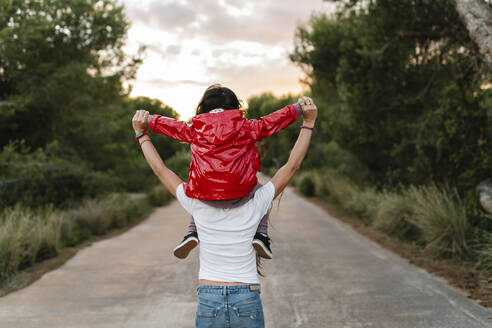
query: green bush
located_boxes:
[371,191,421,242]
[342,188,379,225]
[297,171,317,197]
[262,166,277,179]
[306,142,371,185]
[61,220,92,247]
[147,184,173,206]
[0,141,116,208]
[321,171,359,208]
[166,149,191,181]
[299,170,374,224]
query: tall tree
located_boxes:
[324,0,492,70]
[454,0,492,70]
[0,0,142,153]
[292,0,491,197]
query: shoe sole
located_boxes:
[253,240,273,259]
[173,237,198,259]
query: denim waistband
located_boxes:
[197,284,261,294]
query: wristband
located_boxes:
[135,130,148,140]
[300,125,315,131]
[140,139,152,147]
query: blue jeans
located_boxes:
[195,285,265,328]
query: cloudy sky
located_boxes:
[120,0,335,120]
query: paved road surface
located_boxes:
[0,185,491,327]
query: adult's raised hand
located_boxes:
[298,96,318,127]
[132,110,150,134]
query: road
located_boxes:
[0,185,491,327]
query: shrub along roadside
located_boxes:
[147,184,174,207]
[294,169,492,306]
[0,205,65,282]
[0,141,118,209]
[478,230,492,271]
[0,187,173,286]
[294,169,491,268]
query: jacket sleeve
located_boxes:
[248,103,302,141]
[148,114,194,144]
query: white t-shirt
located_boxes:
[176,181,276,284]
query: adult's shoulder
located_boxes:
[253,181,275,208]
[176,183,195,214]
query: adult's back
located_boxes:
[176,181,275,284]
[132,96,318,327]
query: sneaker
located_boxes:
[253,233,273,259]
[173,232,199,259]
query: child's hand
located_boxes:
[297,96,317,127]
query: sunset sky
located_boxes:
[120,0,335,119]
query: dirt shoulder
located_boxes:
[300,192,492,308]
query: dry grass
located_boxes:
[370,191,420,242]
[296,170,477,259]
[147,184,173,206]
[0,192,157,286]
[70,195,126,235]
[0,206,64,281]
[408,184,470,258]
[477,228,492,270]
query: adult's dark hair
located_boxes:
[196,84,241,115]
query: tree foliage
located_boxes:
[246,92,371,183]
[0,0,141,150]
[290,0,491,202]
[0,0,186,206]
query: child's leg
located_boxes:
[256,212,268,235]
[253,182,272,259]
[188,215,197,233]
[253,215,272,259]
[252,182,268,235]
[174,215,199,259]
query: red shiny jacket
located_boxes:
[149,104,300,200]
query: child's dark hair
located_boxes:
[196,84,241,115]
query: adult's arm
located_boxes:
[133,110,184,197]
[270,97,317,199]
[248,103,302,141]
[148,114,194,144]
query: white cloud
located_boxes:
[165,44,181,56]
[124,0,329,45]
[120,0,335,119]
[126,1,197,30]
